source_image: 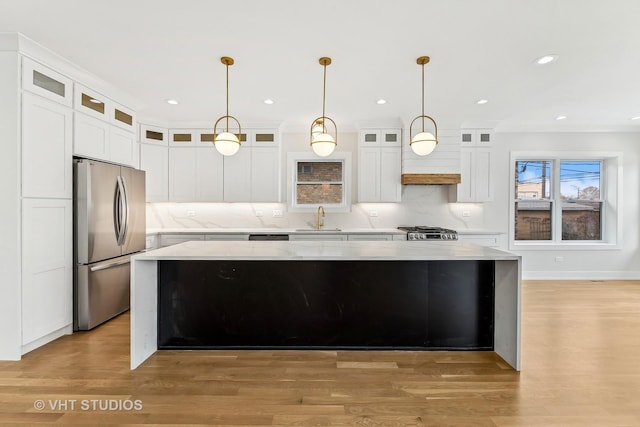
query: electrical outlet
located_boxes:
[555,256,564,262]
[462,210,471,217]
[255,210,263,217]
[186,210,196,217]
[369,210,378,217]
[272,209,283,218]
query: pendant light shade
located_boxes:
[310,57,337,157]
[213,56,242,156]
[409,56,438,156]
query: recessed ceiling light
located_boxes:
[556,115,567,120]
[536,55,558,65]
[631,116,640,121]
[376,99,387,105]
[166,99,179,105]
[263,98,274,105]
[476,99,488,105]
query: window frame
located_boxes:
[286,151,352,212]
[509,151,622,250]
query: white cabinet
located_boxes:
[358,129,401,202]
[347,234,394,241]
[289,233,348,241]
[251,147,280,202]
[140,143,168,202]
[73,84,137,167]
[205,234,249,241]
[168,147,224,202]
[21,198,72,346]
[21,92,72,199]
[402,128,461,175]
[223,147,251,202]
[21,57,73,107]
[159,234,205,247]
[457,233,502,248]
[452,129,493,202]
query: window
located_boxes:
[511,152,621,248]
[287,152,351,211]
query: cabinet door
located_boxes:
[251,147,280,202]
[168,148,197,201]
[160,234,204,248]
[196,147,224,201]
[22,198,72,345]
[140,144,168,202]
[140,124,168,146]
[223,148,251,202]
[379,147,401,202]
[473,148,492,201]
[22,93,72,199]
[347,234,394,241]
[112,102,136,132]
[110,126,138,168]
[74,84,110,122]
[22,57,73,107]
[358,147,380,202]
[457,149,474,202]
[289,234,348,241]
[74,113,110,160]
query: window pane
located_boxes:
[297,162,342,182]
[562,201,602,240]
[515,161,550,199]
[560,161,601,200]
[296,184,343,204]
[515,201,552,240]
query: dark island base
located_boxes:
[158,260,495,350]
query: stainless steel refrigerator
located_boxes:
[73,158,146,331]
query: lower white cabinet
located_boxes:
[457,233,502,248]
[205,234,249,241]
[289,234,348,241]
[160,234,205,248]
[74,113,138,168]
[21,198,72,346]
[347,234,394,241]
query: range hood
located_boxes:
[401,173,461,185]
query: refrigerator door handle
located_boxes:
[113,177,121,243]
[90,258,131,272]
[120,175,130,245]
[115,176,126,246]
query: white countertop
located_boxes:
[146,227,406,235]
[134,240,519,261]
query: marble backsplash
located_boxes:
[147,186,486,231]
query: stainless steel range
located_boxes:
[397,226,459,241]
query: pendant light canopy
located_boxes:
[213,56,242,156]
[409,56,438,156]
[310,57,337,157]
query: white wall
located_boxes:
[486,132,640,279]
[146,130,640,279]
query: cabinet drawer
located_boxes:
[159,234,205,247]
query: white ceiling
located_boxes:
[2,0,640,132]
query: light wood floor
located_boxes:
[1,280,639,426]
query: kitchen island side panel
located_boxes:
[157,260,495,350]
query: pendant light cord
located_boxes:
[421,62,425,132]
[322,63,327,132]
[226,63,230,132]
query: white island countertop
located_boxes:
[134,239,520,261]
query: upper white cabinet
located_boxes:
[451,129,494,202]
[72,84,138,167]
[168,146,224,202]
[223,147,252,202]
[21,57,73,107]
[358,128,401,202]
[139,124,169,202]
[21,92,73,199]
[460,129,493,147]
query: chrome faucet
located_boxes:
[316,205,325,230]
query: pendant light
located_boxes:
[310,57,337,157]
[409,56,438,156]
[213,56,242,156]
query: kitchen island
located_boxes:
[130,240,521,370]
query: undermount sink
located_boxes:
[295,228,342,232]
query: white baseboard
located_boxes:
[21,324,73,356]
[523,271,640,280]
